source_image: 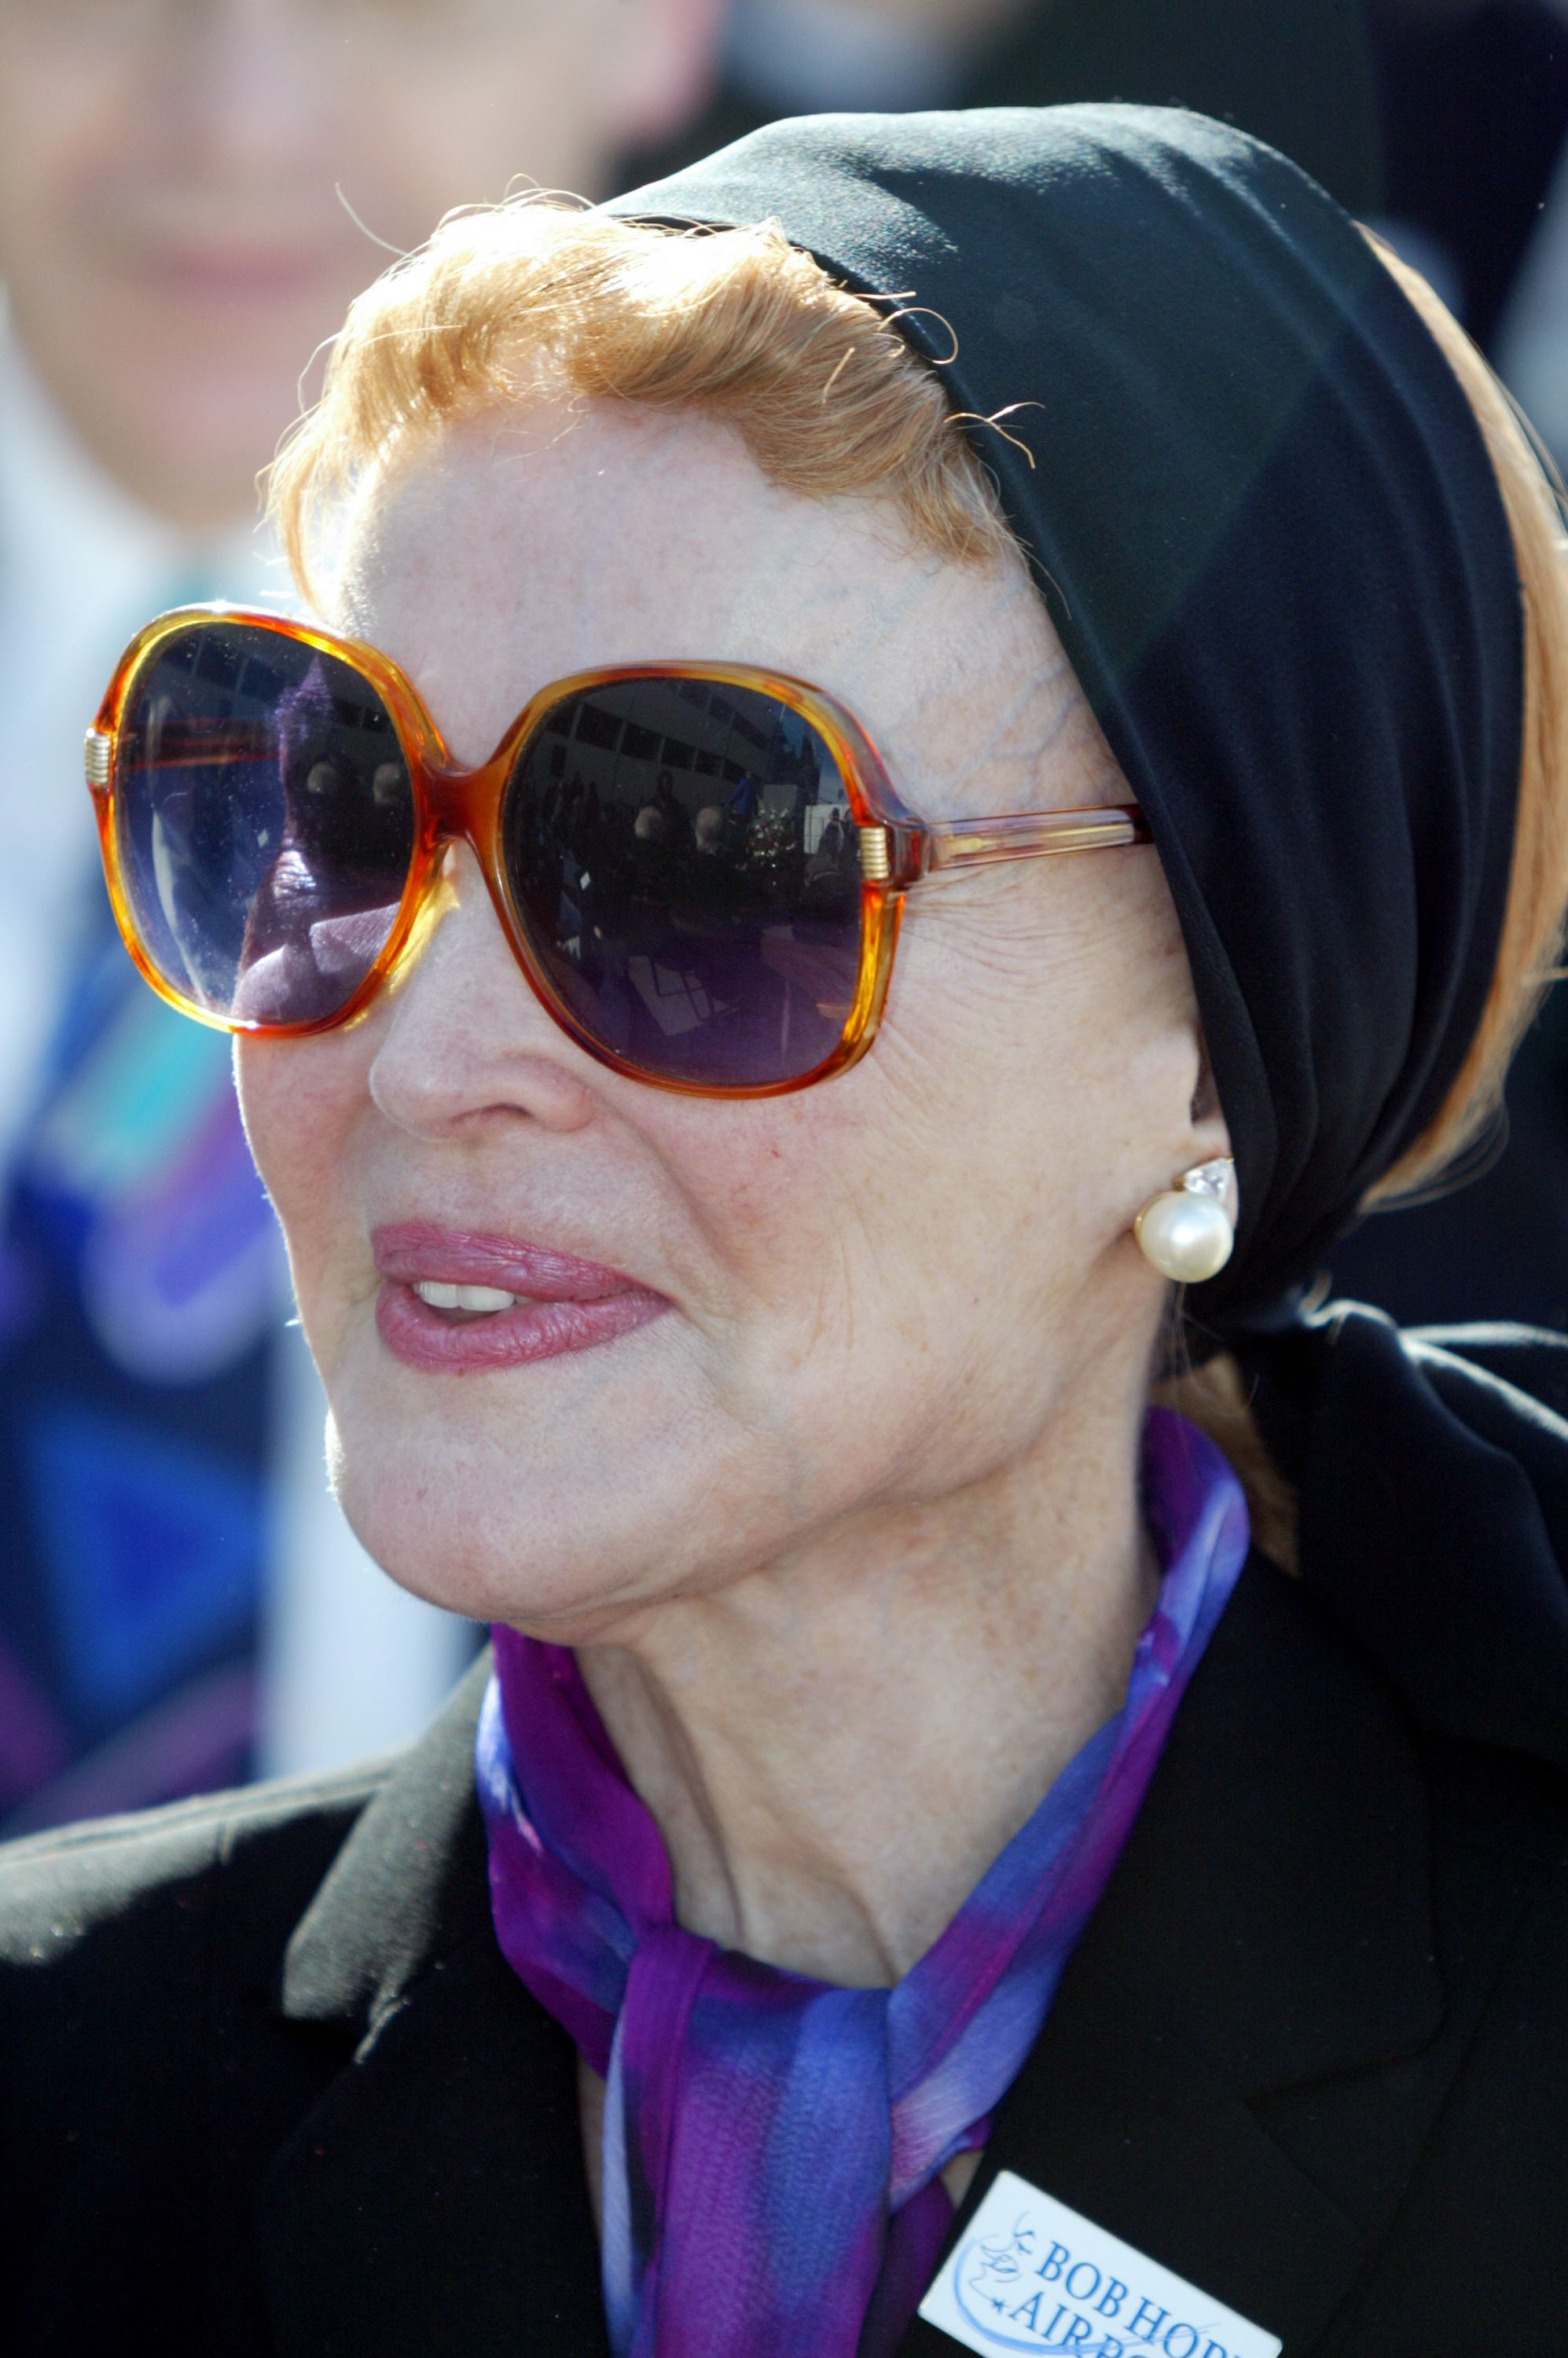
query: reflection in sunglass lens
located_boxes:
[501,676,865,1087]
[113,622,416,1027]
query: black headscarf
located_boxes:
[608,106,1524,1331]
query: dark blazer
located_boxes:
[4,1308,1568,2357]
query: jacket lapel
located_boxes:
[899,1556,1446,2357]
[255,1658,611,2358]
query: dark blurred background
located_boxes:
[0,0,1562,1830]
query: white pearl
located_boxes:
[1134,1188,1235,1283]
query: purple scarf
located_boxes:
[476,1409,1249,2358]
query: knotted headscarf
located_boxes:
[608,105,1525,1328]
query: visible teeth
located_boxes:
[413,1280,519,1313]
[457,1284,518,1312]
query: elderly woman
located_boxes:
[5,106,1568,2358]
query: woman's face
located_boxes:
[238,399,1214,1638]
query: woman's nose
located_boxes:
[366,845,597,1141]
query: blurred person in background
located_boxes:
[633,0,1568,1339]
[0,0,722,1831]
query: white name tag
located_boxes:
[917,2170,1282,2358]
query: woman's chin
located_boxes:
[327,1437,700,1635]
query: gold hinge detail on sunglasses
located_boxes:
[83,729,112,792]
[857,825,892,883]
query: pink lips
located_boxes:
[373,1223,670,1374]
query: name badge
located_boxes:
[917,2170,1282,2358]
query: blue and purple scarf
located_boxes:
[476,1408,1249,2358]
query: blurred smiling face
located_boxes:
[0,0,718,529]
[236,399,1207,1640]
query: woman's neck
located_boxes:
[575,1379,1157,1990]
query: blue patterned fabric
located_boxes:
[0,878,281,1830]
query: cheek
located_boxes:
[654,1023,1056,1473]
[809,891,1177,1323]
[350,27,612,222]
[0,76,85,241]
[235,1033,370,1341]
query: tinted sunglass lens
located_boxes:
[501,677,865,1088]
[112,622,416,1027]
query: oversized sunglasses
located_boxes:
[86,608,1149,1096]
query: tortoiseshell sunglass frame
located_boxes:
[86,604,1151,1100]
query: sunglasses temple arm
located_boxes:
[869,804,1150,883]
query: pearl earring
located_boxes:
[1134,1157,1236,1284]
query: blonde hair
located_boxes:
[269,202,1015,596]
[269,200,1568,1569]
